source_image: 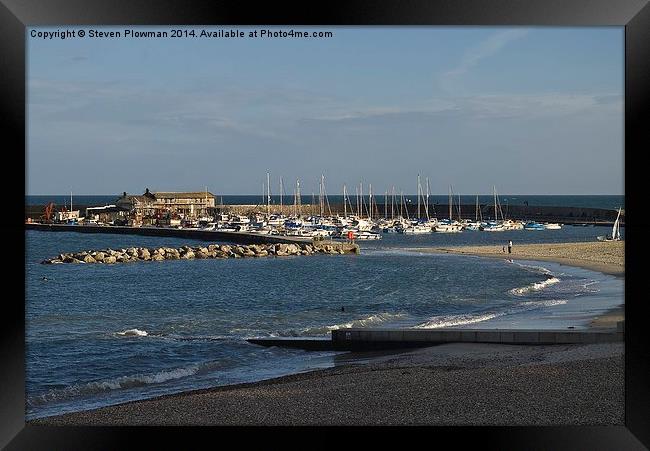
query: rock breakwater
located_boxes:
[41,242,358,265]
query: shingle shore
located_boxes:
[30,342,623,426]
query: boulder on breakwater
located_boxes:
[41,242,359,265]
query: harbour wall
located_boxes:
[25,203,624,225]
[320,203,624,225]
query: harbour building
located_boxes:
[152,190,216,218]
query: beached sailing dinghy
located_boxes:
[597,207,622,241]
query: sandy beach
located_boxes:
[412,241,625,329]
[411,241,624,277]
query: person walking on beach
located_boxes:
[508,240,513,254]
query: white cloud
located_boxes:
[441,29,530,93]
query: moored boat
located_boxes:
[524,222,545,231]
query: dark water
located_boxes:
[26,226,623,419]
[26,195,625,210]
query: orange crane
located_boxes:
[42,203,56,223]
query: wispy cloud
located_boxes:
[303,93,621,124]
[440,29,530,93]
[27,78,303,144]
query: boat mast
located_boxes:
[356,185,360,218]
[424,177,431,222]
[417,174,421,220]
[279,177,283,214]
[317,178,321,217]
[266,172,271,216]
[323,176,333,217]
[296,179,301,217]
[493,185,497,222]
[369,183,373,220]
[391,186,395,220]
[360,183,363,217]
[346,187,355,218]
[401,191,409,220]
[343,184,347,219]
[384,190,388,220]
[398,189,403,218]
[458,193,462,221]
[475,195,479,222]
[496,190,504,221]
[449,185,453,221]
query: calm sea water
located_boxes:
[26,226,623,419]
[26,194,625,210]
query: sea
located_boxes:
[25,195,624,420]
[26,194,625,211]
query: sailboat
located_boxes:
[463,195,482,230]
[597,207,622,241]
[481,186,505,232]
[434,186,462,233]
[403,175,433,234]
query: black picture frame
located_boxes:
[3,0,648,448]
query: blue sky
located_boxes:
[27,26,624,195]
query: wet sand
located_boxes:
[589,306,625,329]
[31,342,623,425]
[411,241,624,277]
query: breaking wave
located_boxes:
[415,313,499,329]
[27,364,206,407]
[113,329,235,342]
[509,277,560,296]
[520,299,567,307]
[284,312,407,336]
[415,299,568,329]
[115,329,148,337]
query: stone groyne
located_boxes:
[41,242,358,265]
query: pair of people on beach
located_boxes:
[502,241,513,254]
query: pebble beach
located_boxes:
[31,341,624,426]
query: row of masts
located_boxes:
[261,172,507,222]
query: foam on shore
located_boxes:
[288,312,407,336]
[116,329,148,337]
[509,277,561,296]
